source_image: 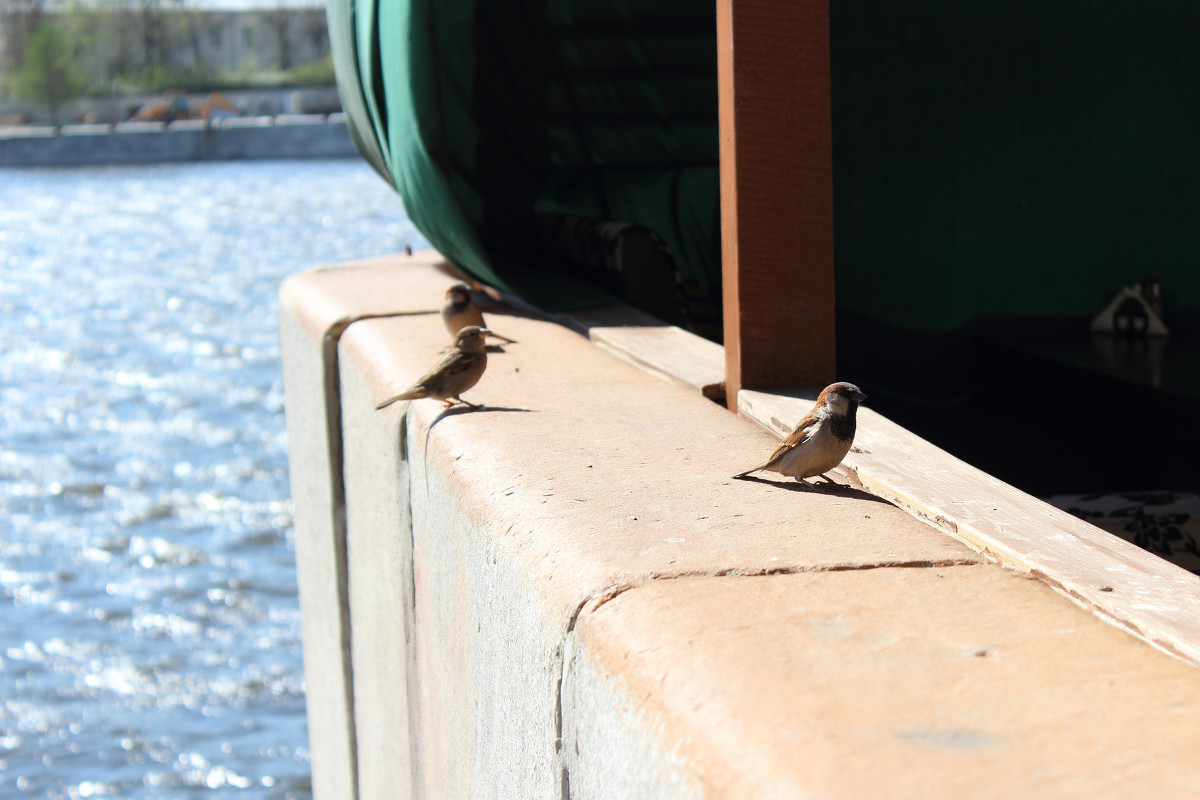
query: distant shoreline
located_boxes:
[0,112,359,167]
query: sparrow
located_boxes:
[376,326,490,410]
[733,382,867,483]
[442,282,516,344]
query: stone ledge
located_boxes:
[347,312,973,597]
[280,250,449,337]
[278,250,456,800]
[280,252,1200,799]
[738,390,1200,666]
[0,116,359,166]
[569,567,1200,798]
[334,311,978,799]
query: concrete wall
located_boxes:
[0,114,356,166]
[280,252,1200,799]
[0,87,343,127]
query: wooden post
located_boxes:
[718,0,836,408]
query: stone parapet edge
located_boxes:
[280,250,1200,799]
[737,390,1200,666]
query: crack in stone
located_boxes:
[551,557,979,799]
[318,309,439,800]
[583,558,982,618]
[399,411,423,799]
[319,321,359,800]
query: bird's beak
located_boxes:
[851,390,868,403]
[480,329,492,337]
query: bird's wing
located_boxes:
[732,410,824,477]
[416,348,478,390]
[377,348,475,410]
[762,409,823,465]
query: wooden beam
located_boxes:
[558,304,727,402]
[718,0,836,408]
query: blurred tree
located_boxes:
[2,0,333,105]
[0,0,47,91]
[11,20,85,124]
[137,0,168,68]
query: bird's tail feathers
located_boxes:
[375,387,424,410]
[732,464,766,479]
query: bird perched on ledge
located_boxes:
[376,326,490,410]
[733,382,867,483]
[442,282,516,344]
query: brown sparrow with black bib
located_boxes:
[733,382,867,483]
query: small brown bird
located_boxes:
[442,282,516,344]
[733,382,867,483]
[376,326,490,410]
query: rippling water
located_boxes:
[0,160,426,798]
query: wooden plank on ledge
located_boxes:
[738,388,1200,667]
[559,305,726,401]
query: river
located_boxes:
[0,159,426,798]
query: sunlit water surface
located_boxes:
[0,160,426,798]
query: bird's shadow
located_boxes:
[732,474,893,505]
[426,403,532,436]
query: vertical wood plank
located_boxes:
[718,0,836,408]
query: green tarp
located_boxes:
[328,0,1200,334]
[326,0,722,320]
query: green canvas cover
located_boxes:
[831,1,1200,333]
[328,0,1200,336]
[326,0,722,323]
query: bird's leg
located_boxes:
[441,399,455,408]
[454,397,482,410]
[807,473,840,491]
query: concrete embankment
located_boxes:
[281,251,1200,800]
[0,113,358,167]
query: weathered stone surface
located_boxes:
[339,357,416,800]
[281,251,450,337]
[561,633,705,800]
[278,254,457,800]
[346,312,979,604]
[740,388,1200,667]
[279,293,357,800]
[571,566,1200,799]
[286,258,1200,800]
[334,311,980,799]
